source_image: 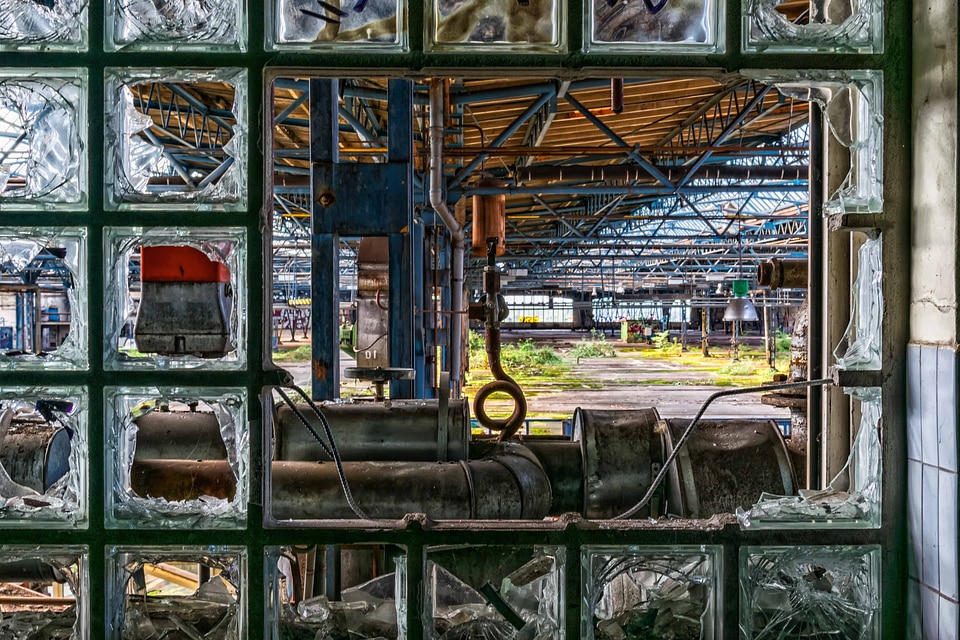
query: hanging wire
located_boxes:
[273,385,368,519]
[613,377,834,520]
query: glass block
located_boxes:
[268,0,407,51]
[0,0,87,51]
[0,545,88,639]
[0,228,88,371]
[105,0,246,51]
[738,388,882,529]
[106,546,246,640]
[423,545,564,639]
[586,0,723,53]
[0,387,88,528]
[746,70,882,215]
[0,70,87,210]
[835,236,882,371]
[427,0,565,53]
[103,68,248,211]
[581,545,720,640]
[103,227,247,371]
[740,545,881,639]
[104,386,249,529]
[743,0,882,54]
[266,544,407,639]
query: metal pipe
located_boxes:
[429,79,465,396]
[517,164,809,183]
[133,411,227,460]
[274,400,471,462]
[756,258,809,290]
[0,559,74,583]
[271,444,551,520]
[130,459,237,501]
[0,596,76,605]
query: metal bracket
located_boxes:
[829,366,884,388]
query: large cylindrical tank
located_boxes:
[662,418,796,518]
[134,411,227,460]
[0,421,71,493]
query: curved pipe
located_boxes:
[474,327,527,440]
[429,79,465,396]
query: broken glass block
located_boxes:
[587,0,722,52]
[427,0,565,52]
[0,70,86,210]
[746,70,882,214]
[0,228,88,370]
[105,386,249,530]
[106,546,246,640]
[743,0,882,53]
[106,0,245,51]
[103,227,248,371]
[269,0,406,50]
[834,236,882,371]
[582,546,720,640]
[740,545,881,639]
[0,546,88,639]
[265,545,407,639]
[0,0,87,50]
[0,388,88,529]
[424,545,564,639]
[103,68,247,211]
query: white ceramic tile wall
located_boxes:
[907,344,960,639]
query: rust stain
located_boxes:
[312,359,327,380]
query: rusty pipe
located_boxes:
[130,459,237,501]
[757,258,808,290]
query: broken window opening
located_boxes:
[0,229,87,370]
[0,546,87,639]
[266,544,406,639]
[0,73,86,209]
[834,235,882,371]
[0,388,87,528]
[744,0,883,53]
[105,387,248,529]
[104,227,247,371]
[104,69,247,211]
[106,547,246,640]
[424,545,564,640]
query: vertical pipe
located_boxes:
[429,80,465,397]
[763,292,772,366]
[701,307,710,356]
[807,103,824,490]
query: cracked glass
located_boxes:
[587,0,723,52]
[744,0,883,53]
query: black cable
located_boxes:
[274,385,368,519]
[613,378,834,520]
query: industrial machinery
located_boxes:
[134,245,233,357]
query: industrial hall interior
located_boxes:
[0,0,956,638]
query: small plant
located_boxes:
[569,330,617,359]
[652,331,682,356]
[775,329,792,353]
[718,359,761,376]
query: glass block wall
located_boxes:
[0,0,913,637]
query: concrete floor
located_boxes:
[276,329,789,421]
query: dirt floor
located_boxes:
[274,330,789,422]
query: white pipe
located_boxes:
[429,79,465,395]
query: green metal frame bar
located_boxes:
[0,0,910,637]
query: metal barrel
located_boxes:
[274,400,470,462]
[270,445,550,520]
[573,408,663,519]
[133,411,228,460]
[521,440,584,515]
[662,418,797,519]
[130,459,237,501]
[0,421,72,493]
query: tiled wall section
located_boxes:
[907,344,960,638]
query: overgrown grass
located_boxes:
[652,330,683,356]
[568,330,617,359]
[273,344,312,361]
[468,332,566,377]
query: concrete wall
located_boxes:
[909,0,959,637]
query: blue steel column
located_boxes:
[386,79,416,398]
[310,78,340,400]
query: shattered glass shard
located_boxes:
[0,0,87,48]
[744,0,882,53]
[834,236,883,371]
